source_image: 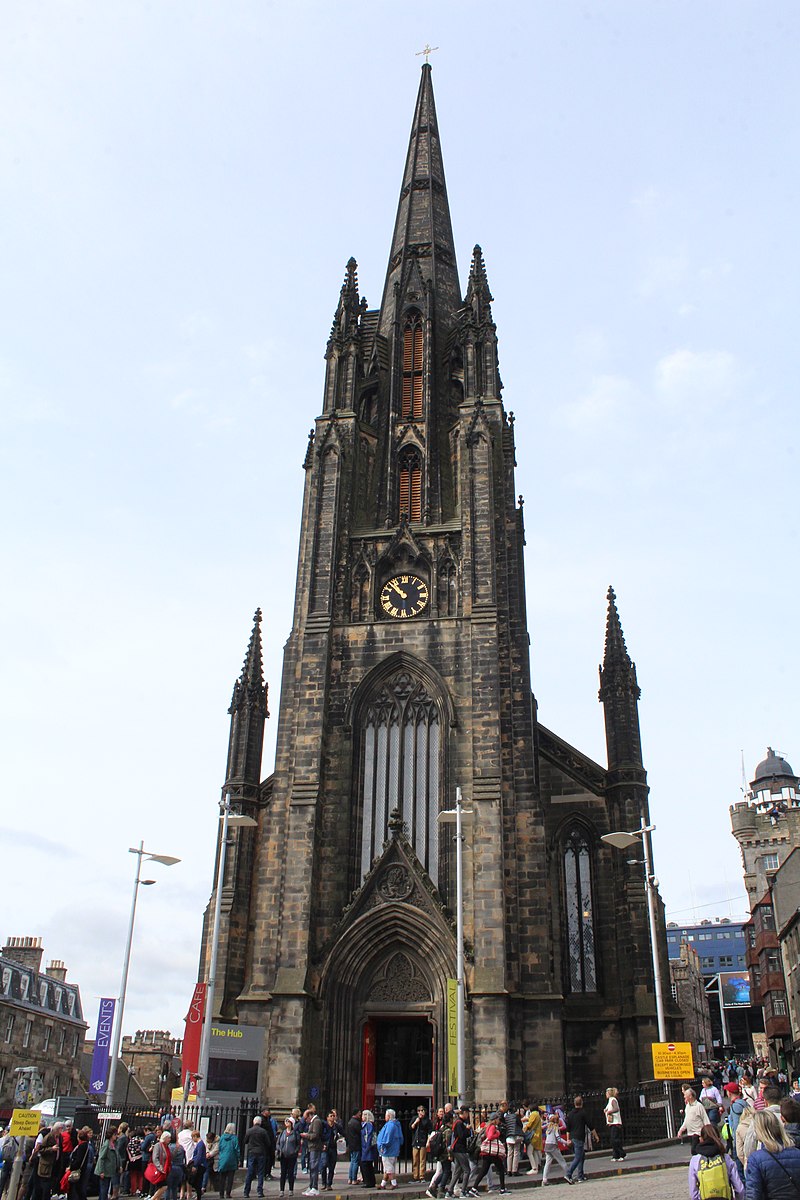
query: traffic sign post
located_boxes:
[652,1041,694,1080]
[10,1109,41,1137]
[8,1107,43,1200]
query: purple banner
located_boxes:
[89,997,116,1094]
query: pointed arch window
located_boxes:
[564,829,597,993]
[398,448,422,522]
[401,314,424,420]
[358,670,440,886]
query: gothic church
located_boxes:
[204,65,671,1106]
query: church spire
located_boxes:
[378,63,461,337]
[324,257,363,412]
[226,609,268,801]
[461,244,501,402]
[599,587,643,772]
[230,608,268,716]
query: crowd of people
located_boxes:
[5,1060,800,1200]
[676,1060,800,1198]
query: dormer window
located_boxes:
[401,314,424,420]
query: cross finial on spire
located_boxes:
[415,43,439,64]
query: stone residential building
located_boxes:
[201,63,677,1109]
[0,936,87,1111]
[669,942,714,1061]
[731,748,799,1066]
[771,848,800,1069]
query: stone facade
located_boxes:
[731,747,799,1064]
[203,65,677,1110]
[669,943,713,1060]
[120,1029,183,1105]
[0,937,87,1110]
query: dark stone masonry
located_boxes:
[202,65,677,1110]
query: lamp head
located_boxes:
[601,831,642,850]
[226,813,258,828]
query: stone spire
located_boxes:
[229,608,268,716]
[324,257,363,412]
[599,587,643,772]
[378,63,461,338]
[226,609,268,800]
[461,244,501,402]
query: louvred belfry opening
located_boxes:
[401,315,424,420]
[398,449,422,521]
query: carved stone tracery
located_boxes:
[368,951,431,1002]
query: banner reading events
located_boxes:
[89,998,116,1096]
[181,982,207,1087]
[652,1041,694,1080]
[446,978,458,1097]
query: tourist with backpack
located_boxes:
[688,1123,743,1199]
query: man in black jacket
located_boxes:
[345,1111,362,1186]
[411,1107,433,1182]
[564,1098,598,1185]
[444,1107,471,1198]
[244,1118,271,1198]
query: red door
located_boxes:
[362,1019,376,1111]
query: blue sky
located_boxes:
[2,1,797,1044]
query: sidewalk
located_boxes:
[235,1145,689,1197]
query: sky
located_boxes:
[2,1,798,1048]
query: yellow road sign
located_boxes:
[652,1041,694,1080]
[10,1109,42,1136]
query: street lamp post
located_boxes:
[438,786,473,1106]
[601,817,673,1136]
[196,794,257,1104]
[601,817,666,1042]
[105,843,180,1108]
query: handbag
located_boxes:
[145,1163,165,1185]
[765,1152,800,1196]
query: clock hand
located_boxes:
[390,581,407,599]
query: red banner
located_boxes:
[181,982,207,1083]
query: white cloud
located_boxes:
[560,373,638,431]
[631,185,663,211]
[638,249,690,298]
[654,348,741,411]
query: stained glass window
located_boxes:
[564,829,597,992]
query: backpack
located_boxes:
[427,1130,444,1160]
[466,1129,482,1158]
[697,1154,732,1199]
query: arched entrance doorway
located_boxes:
[319,885,455,1110]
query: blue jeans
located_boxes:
[99,1180,114,1200]
[566,1140,586,1181]
[244,1155,265,1196]
[348,1150,360,1184]
[308,1150,321,1192]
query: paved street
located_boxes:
[237,1145,691,1200]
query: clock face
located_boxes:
[380,573,429,619]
